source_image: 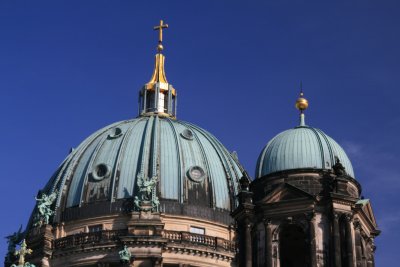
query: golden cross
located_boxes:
[153,20,168,51]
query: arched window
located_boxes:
[279,224,310,267]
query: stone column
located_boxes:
[308,213,317,267]
[345,214,355,267]
[367,238,376,267]
[333,213,341,267]
[41,256,50,267]
[244,220,253,267]
[264,219,273,267]
[353,220,363,266]
[153,256,162,267]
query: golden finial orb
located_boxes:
[295,92,309,112]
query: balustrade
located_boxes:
[54,229,236,252]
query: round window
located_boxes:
[108,127,123,139]
[187,166,206,182]
[180,129,194,140]
[91,164,111,181]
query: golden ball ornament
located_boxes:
[295,97,309,111]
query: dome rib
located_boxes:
[307,126,326,169]
[77,136,106,207]
[185,122,241,209]
[109,120,139,201]
[163,118,182,201]
[179,120,216,208]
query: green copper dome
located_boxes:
[256,124,355,179]
[31,32,245,227]
[44,115,243,214]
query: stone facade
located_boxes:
[232,169,380,267]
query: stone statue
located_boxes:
[133,196,140,209]
[332,156,346,176]
[134,174,159,212]
[5,225,24,261]
[152,189,160,212]
[239,171,251,191]
[137,175,158,201]
[33,190,58,227]
[118,245,131,263]
[11,239,36,267]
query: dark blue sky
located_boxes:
[1,1,399,265]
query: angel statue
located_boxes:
[33,190,58,226]
[119,245,131,263]
[5,225,24,261]
[135,175,159,211]
[137,175,158,201]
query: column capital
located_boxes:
[305,211,316,221]
[333,212,341,220]
[353,218,361,229]
[263,218,272,226]
[344,213,353,222]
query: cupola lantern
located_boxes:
[138,20,177,118]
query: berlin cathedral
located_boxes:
[5,21,380,267]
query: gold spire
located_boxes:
[140,20,177,118]
[295,81,309,113]
[147,20,169,87]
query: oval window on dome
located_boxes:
[187,166,206,183]
[108,127,123,139]
[91,164,111,181]
[180,129,194,140]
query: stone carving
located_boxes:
[11,239,35,267]
[344,213,353,222]
[134,175,159,212]
[5,225,24,261]
[33,190,57,227]
[118,245,131,263]
[263,218,272,226]
[87,179,109,202]
[239,171,251,191]
[332,156,346,176]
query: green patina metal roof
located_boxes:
[356,199,370,206]
[256,125,355,178]
[43,115,244,211]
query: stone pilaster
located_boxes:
[25,224,54,267]
[345,214,355,267]
[264,219,273,267]
[244,219,253,267]
[308,213,317,267]
[231,173,254,267]
[333,213,341,267]
[353,219,363,266]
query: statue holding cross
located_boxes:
[153,20,168,52]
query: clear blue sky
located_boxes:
[1,1,399,265]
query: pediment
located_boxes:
[260,183,315,204]
[356,199,377,227]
